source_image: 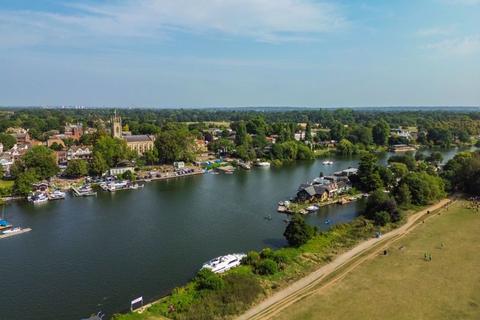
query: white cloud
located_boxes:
[416,26,454,37]
[426,35,480,56]
[0,0,347,48]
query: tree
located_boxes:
[373,210,391,226]
[49,142,64,151]
[143,149,159,166]
[64,159,88,178]
[19,146,59,180]
[305,122,313,143]
[89,152,108,177]
[0,133,16,150]
[283,214,315,247]
[93,136,130,167]
[13,169,38,196]
[395,183,412,206]
[403,172,445,205]
[357,153,383,192]
[329,121,346,141]
[364,189,400,224]
[372,120,390,146]
[426,152,443,165]
[155,125,195,163]
[390,162,409,180]
[336,139,355,156]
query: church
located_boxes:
[111,113,156,155]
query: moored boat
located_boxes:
[201,253,246,274]
[49,190,66,200]
[28,192,48,204]
[256,161,271,167]
[322,160,334,165]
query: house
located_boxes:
[296,183,338,202]
[67,146,92,161]
[64,122,84,140]
[109,166,134,176]
[174,161,185,169]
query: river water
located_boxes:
[0,147,471,319]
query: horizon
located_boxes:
[1,0,479,106]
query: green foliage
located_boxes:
[63,159,88,178]
[121,170,135,181]
[357,153,383,192]
[402,172,445,205]
[15,146,59,180]
[93,136,130,167]
[388,153,416,171]
[372,120,390,146]
[155,125,195,164]
[89,152,108,177]
[373,210,391,226]
[389,162,409,180]
[0,133,16,150]
[336,139,355,156]
[242,251,261,266]
[271,141,314,161]
[142,149,159,165]
[194,269,225,291]
[364,189,400,224]
[442,151,480,195]
[284,214,315,247]
[13,169,38,196]
[395,183,412,206]
[254,259,278,275]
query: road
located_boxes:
[237,198,453,320]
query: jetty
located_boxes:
[0,228,32,239]
[72,187,97,197]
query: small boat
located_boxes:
[306,205,319,212]
[264,215,272,221]
[256,161,271,167]
[322,160,334,165]
[202,253,246,274]
[324,219,331,225]
[2,227,22,235]
[49,190,66,200]
[28,192,48,204]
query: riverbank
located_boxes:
[238,198,453,320]
[112,198,451,320]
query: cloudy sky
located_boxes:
[0,0,479,107]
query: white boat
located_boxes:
[202,253,246,274]
[256,161,271,167]
[306,205,320,212]
[28,193,48,204]
[322,160,334,165]
[2,227,22,234]
[49,190,66,200]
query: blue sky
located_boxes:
[0,0,479,107]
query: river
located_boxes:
[0,147,472,319]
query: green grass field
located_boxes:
[0,180,14,188]
[275,200,480,320]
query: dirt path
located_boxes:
[237,198,453,320]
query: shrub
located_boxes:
[260,248,274,259]
[254,259,278,275]
[194,268,224,291]
[373,210,391,226]
[283,214,315,247]
[242,251,260,266]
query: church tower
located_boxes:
[111,110,122,139]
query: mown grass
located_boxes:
[276,200,480,320]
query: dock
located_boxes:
[0,228,32,239]
[72,187,97,197]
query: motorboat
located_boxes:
[49,190,66,200]
[2,227,22,234]
[322,160,334,165]
[202,253,246,274]
[306,205,319,212]
[28,192,48,204]
[256,161,271,167]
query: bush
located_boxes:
[241,251,260,266]
[373,210,391,226]
[272,251,289,267]
[254,259,278,275]
[260,248,274,259]
[194,268,224,291]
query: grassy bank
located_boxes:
[276,200,479,320]
[112,211,414,320]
